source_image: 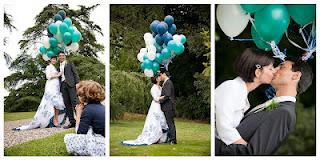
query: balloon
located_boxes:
[140,63,146,71]
[42,54,49,61]
[167,40,177,51]
[147,45,156,54]
[64,18,73,27]
[144,32,153,43]
[152,62,160,72]
[174,43,185,55]
[43,37,51,49]
[156,22,168,35]
[63,32,72,44]
[287,4,315,26]
[155,53,163,64]
[47,50,55,58]
[137,52,145,62]
[143,59,152,69]
[240,4,266,13]
[59,22,69,34]
[54,31,63,43]
[251,26,282,51]
[164,15,174,27]
[150,20,160,33]
[39,46,47,54]
[55,20,62,26]
[161,48,171,59]
[168,24,177,34]
[49,37,58,47]
[47,28,54,37]
[216,4,250,38]
[53,14,63,22]
[155,34,164,45]
[172,34,181,43]
[68,26,75,33]
[180,34,187,44]
[72,31,82,42]
[58,10,66,19]
[48,23,58,35]
[144,69,154,77]
[70,43,79,52]
[254,4,290,41]
[146,51,156,61]
[52,47,60,55]
[143,55,149,60]
[140,48,147,54]
[163,32,173,45]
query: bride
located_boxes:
[13,55,66,131]
[122,76,169,145]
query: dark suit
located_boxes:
[59,61,80,124]
[215,101,296,155]
[159,78,176,143]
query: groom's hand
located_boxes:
[233,138,248,145]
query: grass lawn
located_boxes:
[5,129,74,156]
[110,113,211,156]
[4,112,36,121]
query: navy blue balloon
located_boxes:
[150,20,160,33]
[53,14,63,22]
[155,34,164,45]
[163,32,173,45]
[152,32,157,37]
[58,10,66,19]
[157,22,168,35]
[164,15,174,27]
[168,24,177,34]
[47,28,54,37]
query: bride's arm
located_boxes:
[45,66,61,80]
[151,87,160,102]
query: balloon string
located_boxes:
[230,38,253,42]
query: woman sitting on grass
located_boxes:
[64,80,105,156]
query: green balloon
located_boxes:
[63,32,72,45]
[252,26,282,51]
[72,31,81,42]
[174,43,185,55]
[143,59,152,69]
[59,22,69,34]
[155,53,163,64]
[48,23,58,34]
[63,18,72,27]
[240,4,266,13]
[47,50,55,58]
[68,26,75,33]
[180,35,187,44]
[39,46,47,54]
[140,63,145,71]
[49,37,58,47]
[254,4,290,41]
[287,4,315,26]
[152,62,160,73]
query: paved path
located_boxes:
[4,119,72,148]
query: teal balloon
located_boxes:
[152,62,160,72]
[174,43,185,55]
[180,35,187,44]
[68,26,75,33]
[140,63,145,71]
[49,37,58,47]
[143,55,148,60]
[72,31,81,42]
[254,4,290,41]
[155,53,163,64]
[52,47,60,55]
[161,48,171,59]
[53,14,62,22]
[47,50,55,58]
[63,32,72,44]
[167,40,177,51]
[252,26,282,51]
[58,10,66,19]
[287,4,315,26]
[63,18,72,27]
[143,59,152,69]
[59,22,69,34]
[240,4,266,13]
[39,46,47,54]
[48,23,58,34]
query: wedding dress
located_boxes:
[16,64,65,130]
[122,84,169,146]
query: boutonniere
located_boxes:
[264,99,279,111]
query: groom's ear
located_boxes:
[292,71,302,81]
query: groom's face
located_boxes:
[271,61,295,86]
[59,53,65,62]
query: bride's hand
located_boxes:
[75,103,85,113]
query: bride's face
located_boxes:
[257,63,278,84]
[50,58,57,65]
[156,76,161,83]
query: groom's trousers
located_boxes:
[164,110,177,143]
[61,81,79,124]
[215,102,296,155]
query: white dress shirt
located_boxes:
[249,96,296,113]
[215,77,250,145]
[60,61,66,82]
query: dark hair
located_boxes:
[286,57,313,94]
[50,55,57,59]
[234,48,275,82]
[160,67,170,77]
[151,77,158,84]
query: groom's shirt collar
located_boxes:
[273,96,296,103]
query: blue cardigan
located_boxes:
[77,102,105,137]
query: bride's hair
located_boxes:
[76,80,105,103]
[151,77,158,84]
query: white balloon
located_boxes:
[216,4,250,38]
[140,48,147,54]
[144,33,153,42]
[42,54,49,61]
[70,43,79,52]
[173,34,181,43]
[43,37,50,49]
[137,52,145,62]
[144,69,154,77]
[55,31,63,43]
[146,51,156,61]
[55,20,62,26]
[147,45,156,54]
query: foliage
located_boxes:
[110,113,210,156]
[4,112,36,121]
[5,130,73,156]
[3,11,16,65]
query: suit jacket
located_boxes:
[159,79,175,112]
[217,101,296,155]
[59,61,80,87]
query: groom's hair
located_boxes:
[160,68,170,77]
[286,57,313,95]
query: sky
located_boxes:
[1,3,107,96]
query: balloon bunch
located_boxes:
[39,10,82,61]
[217,4,316,61]
[137,15,187,77]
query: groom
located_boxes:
[159,68,177,144]
[216,57,313,155]
[58,52,80,129]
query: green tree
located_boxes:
[3,11,17,65]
